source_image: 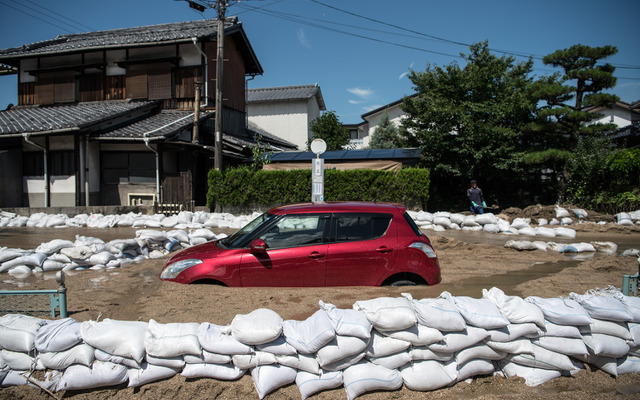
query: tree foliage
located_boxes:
[308,110,351,151]
[526,44,619,201]
[368,113,400,149]
[400,41,537,207]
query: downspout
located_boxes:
[84,137,90,207]
[245,75,256,129]
[143,135,161,205]
[22,133,49,208]
[191,37,209,107]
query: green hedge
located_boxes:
[207,167,430,210]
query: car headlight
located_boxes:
[409,242,437,258]
[160,259,203,279]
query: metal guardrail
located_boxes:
[0,272,67,318]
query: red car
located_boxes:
[160,202,441,287]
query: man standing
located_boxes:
[467,180,486,214]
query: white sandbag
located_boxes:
[410,347,453,361]
[616,212,632,223]
[407,294,466,332]
[36,239,75,255]
[498,360,561,386]
[126,363,178,387]
[381,324,443,346]
[414,211,433,223]
[561,217,573,225]
[615,292,640,322]
[232,351,277,369]
[475,213,497,225]
[367,350,411,370]
[617,356,640,375]
[42,260,66,271]
[60,245,94,262]
[136,229,167,242]
[189,228,216,240]
[365,330,411,358]
[1,349,41,370]
[276,353,320,375]
[582,333,630,358]
[197,323,252,355]
[456,358,495,381]
[0,249,23,263]
[160,216,178,228]
[316,335,368,367]
[282,310,335,354]
[507,344,576,371]
[462,215,480,227]
[296,370,342,400]
[428,326,489,353]
[89,251,116,266]
[94,349,140,369]
[35,318,82,353]
[497,219,512,232]
[433,216,453,229]
[189,237,207,246]
[535,321,581,338]
[322,352,366,371]
[81,319,148,363]
[534,227,556,238]
[618,219,635,226]
[353,297,416,331]
[537,218,548,226]
[486,338,534,355]
[510,218,531,230]
[38,343,95,370]
[441,291,509,329]
[569,292,632,322]
[0,314,45,352]
[8,265,32,276]
[483,224,500,233]
[167,230,190,244]
[554,227,576,238]
[449,213,465,225]
[555,206,570,218]
[251,364,297,400]
[344,362,403,400]
[579,319,632,340]
[525,297,592,326]
[591,241,618,254]
[255,336,298,356]
[144,319,201,358]
[622,248,640,257]
[146,354,185,369]
[504,240,537,251]
[400,360,457,391]
[181,362,245,380]
[183,350,231,365]
[57,361,128,391]
[319,301,372,339]
[518,227,537,236]
[455,344,506,365]
[486,323,539,342]
[483,287,545,328]
[231,308,283,346]
[574,353,618,376]
[19,252,47,267]
[74,235,104,246]
[532,336,588,357]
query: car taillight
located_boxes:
[409,242,437,258]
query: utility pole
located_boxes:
[214,0,226,171]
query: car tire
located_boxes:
[389,279,417,287]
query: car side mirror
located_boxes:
[250,238,267,253]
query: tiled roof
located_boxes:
[247,121,297,150]
[0,19,233,58]
[247,84,326,110]
[0,100,156,136]
[96,110,213,140]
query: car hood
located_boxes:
[170,240,224,261]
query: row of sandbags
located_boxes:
[0,210,257,230]
[0,228,225,277]
[504,240,640,257]
[1,287,639,398]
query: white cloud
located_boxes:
[398,62,415,80]
[297,29,310,48]
[347,87,374,99]
[349,99,363,104]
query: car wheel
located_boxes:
[389,279,417,287]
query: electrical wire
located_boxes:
[18,0,95,32]
[0,0,74,34]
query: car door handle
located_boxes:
[376,246,393,253]
[307,251,325,259]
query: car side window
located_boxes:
[333,213,392,242]
[259,214,328,249]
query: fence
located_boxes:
[0,272,67,318]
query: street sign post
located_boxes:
[310,139,326,203]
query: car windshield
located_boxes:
[221,212,276,248]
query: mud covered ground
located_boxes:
[0,217,639,399]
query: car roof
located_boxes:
[267,201,406,215]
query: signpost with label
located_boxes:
[310,139,326,203]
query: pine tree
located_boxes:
[368,113,399,149]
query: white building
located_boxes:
[587,101,640,128]
[348,95,415,149]
[247,84,326,150]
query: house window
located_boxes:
[102,152,156,184]
[126,63,173,100]
[23,150,75,176]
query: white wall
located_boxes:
[248,100,311,150]
[589,107,634,128]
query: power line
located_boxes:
[0,0,74,34]
[18,0,95,32]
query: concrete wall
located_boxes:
[248,100,311,150]
[589,107,634,128]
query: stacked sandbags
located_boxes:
[505,240,613,254]
[3,288,640,397]
[0,227,220,277]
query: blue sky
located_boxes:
[0,0,639,123]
